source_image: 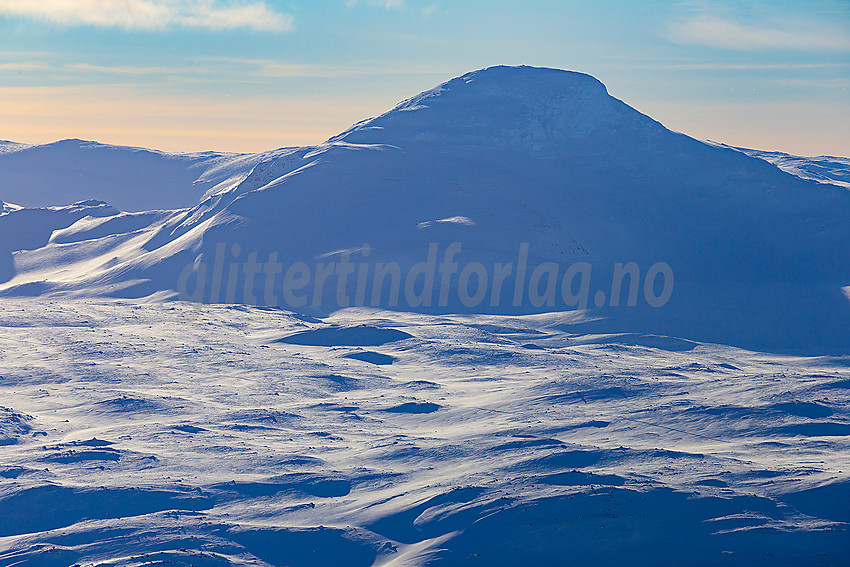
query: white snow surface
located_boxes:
[0,202,21,216]
[0,298,848,565]
[721,144,850,190]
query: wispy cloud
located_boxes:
[0,0,293,32]
[68,62,207,75]
[656,62,850,71]
[0,62,51,71]
[774,78,850,89]
[0,55,457,83]
[205,57,457,78]
[345,0,405,9]
[666,14,850,52]
[214,58,335,78]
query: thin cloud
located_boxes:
[68,63,208,75]
[547,61,850,73]
[203,57,334,77]
[663,63,850,71]
[775,78,850,89]
[0,62,51,71]
[345,0,405,9]
[205,57,458,78]
[666,14,850,52]
[0,0,293,32]
[658,62,849,71]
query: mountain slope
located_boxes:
[0,139,280,212]
[728,145,850,189]
[1,66,848,354]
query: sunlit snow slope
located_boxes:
[0,299,848,566]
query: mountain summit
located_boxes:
[1,66,849,354]
[335,66,661,152]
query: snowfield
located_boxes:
[1,65,850,565]
[1,299,849,565]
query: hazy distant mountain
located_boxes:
[0,139,279,212]
[726,144,850,189]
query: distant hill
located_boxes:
[0,138,281,212]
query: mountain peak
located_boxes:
[3,66,849,354]
[336,65,659,152]
[397,65,609,108]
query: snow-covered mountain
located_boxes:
[1,66,849,354]
[0,139,279,211]
[2,66,850,566]
[728,145,850,189]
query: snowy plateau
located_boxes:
[1,66,849,566]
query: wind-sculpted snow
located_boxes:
[729,145,850,189]
[0,299,848,565]
[0,200,120,288]
[0,201,21,216]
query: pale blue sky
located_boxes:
[1,0,848,154]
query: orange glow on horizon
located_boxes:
[2,85,848,157]
[0,85,398,153]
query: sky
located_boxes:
[0,0,848,155]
